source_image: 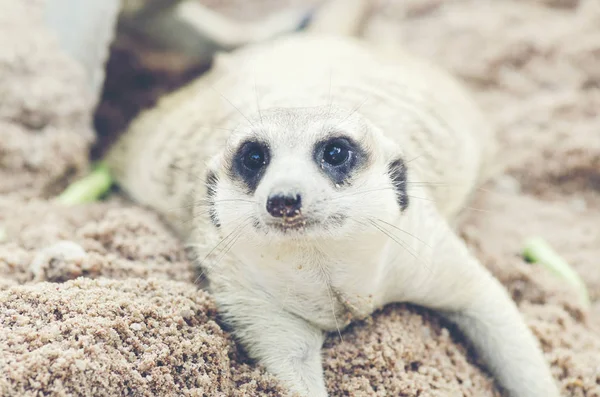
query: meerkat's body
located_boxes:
[109,34,492,226]
[106,30,558,397]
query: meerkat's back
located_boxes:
[106,33,496,232]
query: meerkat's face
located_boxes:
[205,106,409,242]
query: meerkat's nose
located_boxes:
[266,193,302,218]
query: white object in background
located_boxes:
[118,0,316,66]
[43,0,121,104]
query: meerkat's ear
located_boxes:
[205,169,220,228]
[387,157,409,211]
[372,130,409,211]
[204,155,224,228]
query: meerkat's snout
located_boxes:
[262,177,309,231]
[266,193,302,219]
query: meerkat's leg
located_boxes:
[399,221,559,397]
[213,287,328,397]
[440,275,559,397]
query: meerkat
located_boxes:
[104,1,560,396]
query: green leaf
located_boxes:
[523,237,590,308]
[56,162,114,205]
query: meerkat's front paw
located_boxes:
[215,292,329,396]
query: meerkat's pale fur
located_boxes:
[105,1,559,396]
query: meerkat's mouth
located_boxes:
[271,216,311,232]
[258,213,347,235]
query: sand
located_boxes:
[1,0,599,396]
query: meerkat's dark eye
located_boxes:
[315,137,365,186]
[323,141,350,166]
[232,140,270,193]
[242,144,266,171]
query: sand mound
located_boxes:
[1,0,599,396]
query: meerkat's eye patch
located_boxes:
[388,158,409,211]
[314,137,364,185]
[232,140,270,193]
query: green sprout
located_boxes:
[56,162,114,205]
[523,237,590,308]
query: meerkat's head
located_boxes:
[204,106,409,244]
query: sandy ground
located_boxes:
[1,0,599,396]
